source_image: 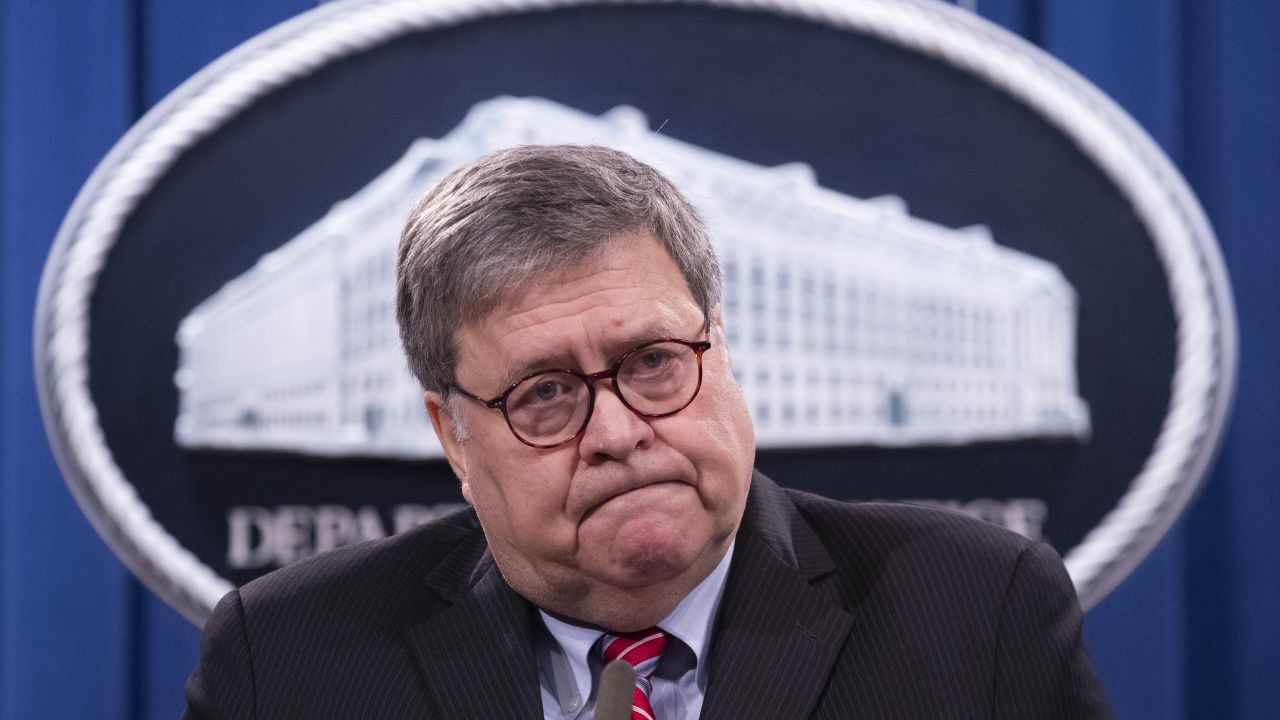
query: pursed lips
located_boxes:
[576,473,690,521]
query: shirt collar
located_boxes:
[660,539,735,675]
[538,540,736,702]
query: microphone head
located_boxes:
[597,660,637,720]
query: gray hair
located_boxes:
[396,144,722,399]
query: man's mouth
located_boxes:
[582,478,681,520]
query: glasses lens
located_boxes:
[617,341,701,414]
[505,372,591,446]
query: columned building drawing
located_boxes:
[174,96,1089,459]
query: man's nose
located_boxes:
[578,385,653,463]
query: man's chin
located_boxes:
[618,547,687,581]
[594,533,709,591]
[578,498,720,589]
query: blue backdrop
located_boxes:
[1,1,1276,718]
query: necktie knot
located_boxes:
[601,627,667,671]
[599,627,668,720]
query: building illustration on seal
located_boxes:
[173,96,1090,460]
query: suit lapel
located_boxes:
[405,551,543,719]
[399,474,850,720]
[701,474,854,720]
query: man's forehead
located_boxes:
[481,233,691,323]
[467,304,699,382]
[462,230,655,319]
[453,237,704,384]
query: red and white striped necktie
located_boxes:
[600,627,669,720]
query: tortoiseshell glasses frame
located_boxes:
[451,338,713,449]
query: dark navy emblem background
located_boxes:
[76,4,1186,604]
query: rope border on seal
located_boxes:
[34,0,1237,623]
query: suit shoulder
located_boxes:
[784,487,1036,571]
[233,506,485,625]
[779,488,1078,639]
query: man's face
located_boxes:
[427,233,755,619]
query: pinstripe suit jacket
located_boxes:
[184,472,1110,718]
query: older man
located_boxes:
[185,145,1110,719]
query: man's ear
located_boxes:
[425,391,473,505]
[709,304,733,367]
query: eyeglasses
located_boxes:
[452,338,713,448]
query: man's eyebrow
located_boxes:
[497,326,695,388]
[497,351,574,389]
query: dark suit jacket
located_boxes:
[185,472,1110,718]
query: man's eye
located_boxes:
[533,380,563,401]
[636,349,674,372]
[510,374,578,410]
[642,351,665,367]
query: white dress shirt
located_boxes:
[536,541,736,720]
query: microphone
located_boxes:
[597,660,636,720]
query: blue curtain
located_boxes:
[1,1,1276,717]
